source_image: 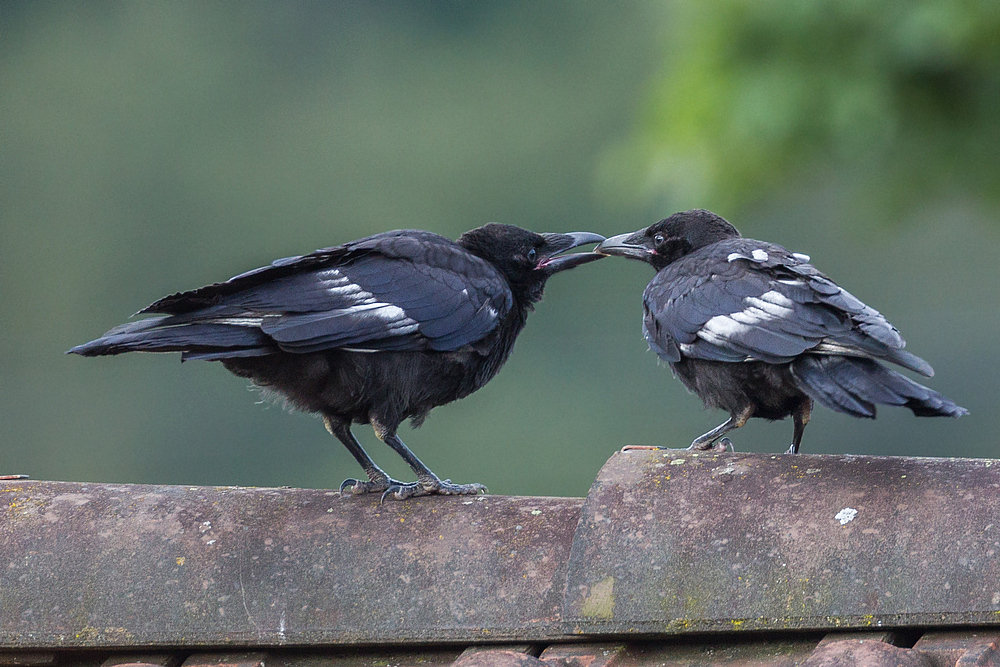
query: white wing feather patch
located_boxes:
[317,268,420,326]
[700,314,752,341]
[728,249,771,263]
[757,290,796,308]
[697,290,797,344]
[211,317,266,327]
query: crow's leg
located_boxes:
[689,406,754,451]
[787,398,813,454]
[324,416,407,496]
[371,419,487,501]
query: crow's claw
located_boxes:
[380,479,487,502]
[714,437,736,452]
[684,436,736,453]
[339,475,408,496]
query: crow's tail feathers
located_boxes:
[67,317,274,361]
[791,355,968,420]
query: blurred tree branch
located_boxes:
[601,1,1000,219]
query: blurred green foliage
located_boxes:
[604,1,1000,216]
[2,2,997,497]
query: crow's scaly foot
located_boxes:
[339,472,408,496]
[381,478,487,502]
[621,443,733,453]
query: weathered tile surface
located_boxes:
[1,481,580,647]
[565,450,1000,634]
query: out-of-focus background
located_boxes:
[3,2,998,497]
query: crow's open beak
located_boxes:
[594,231,653,261]
[537,232,606,273]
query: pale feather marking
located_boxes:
[700,315,752,341]
[212,317,266,327]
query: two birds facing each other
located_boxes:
[70,210,967,500]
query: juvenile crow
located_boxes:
[70,224,604,499]
[596,209,967,453]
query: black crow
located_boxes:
[596,209,967,453]
[70,224,604,499]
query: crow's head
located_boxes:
[596,209,740,271]
[458,223,605,304]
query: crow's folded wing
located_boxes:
[641,240,933,376]
[140,230,514,355]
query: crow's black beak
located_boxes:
[595,231,653,261]
[537,232,606,273]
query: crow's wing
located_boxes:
[642,239,933,376]
[140,230,514,355]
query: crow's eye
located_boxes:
[653,233,666,246]
[527,248,537,262]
